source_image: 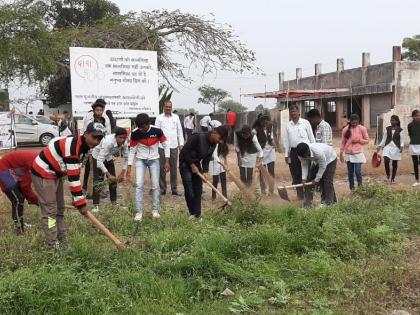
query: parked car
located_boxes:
[14,114,59,146]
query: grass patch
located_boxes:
[0,185,419,314]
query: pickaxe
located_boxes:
[196,171,232,210]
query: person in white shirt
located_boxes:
[296,142,337,207]
[234,125,264,187]
[82,99,112,195]
[91,128,129,212]
[183,113,195,139]
[126,114,170,222]
[155,100,184,195]
[200,113,213,132]
[209,119,222,130]
[283,105,316,200]
[253,114,278,194]
[209,142,229,201]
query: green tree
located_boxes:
[402,35,420,60]
[218,99,247,113]
[197,85,230,112]
[0,1,259,107]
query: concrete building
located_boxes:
[248,46,420,131]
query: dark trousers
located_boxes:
[159,148,178,193]
[92,158,117,205]
[240,167,253,187]
[260,162,275,193]
[346,162,363,190]
[212,172,227,200]
[201,126,208,132]
[180,163,203,217]
[185,128,193,140]
[304,159,337,206]
[384,157,398,180]
[288,148,304,199]
[4,185,25,232]
[82,157,90,191]
[412,155,420,181]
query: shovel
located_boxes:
[218,161,256,199]
[65,205,125,250]
[277,182,314,201]
[196,171,232,209]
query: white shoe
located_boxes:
[23,223,32,229]
[134,212,143,222]
[152,211,161,219]
[412,182,420,187]
[91,205,100,213]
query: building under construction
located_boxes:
[249,46,420,130]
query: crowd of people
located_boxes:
[1,98,420,249]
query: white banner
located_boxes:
[70,47,159,118]
[0,112,16,150]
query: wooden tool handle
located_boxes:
[277,182,314,189]
[85,211,126,250]
[257,163,275,191]
[196,171,232,206]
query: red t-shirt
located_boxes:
[0,150,39,204]
[226,111,237,126]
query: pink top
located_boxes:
[340,125,369,154]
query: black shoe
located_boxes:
[171,191,181,196]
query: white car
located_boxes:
[14,114,60,146]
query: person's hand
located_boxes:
[284,157,290,164]
[191,164,199,174]
[223,163,229,172]
[126,166,132,178]
[302,179,307,185]
[179,145,183,150]
[256,157,263,168]
[352,138,360,144]
[107,173,117,183]
[340,152,345,163]
[78,207,88,215]
[400,147,403,153]
[376,146,381,152]
[313,179,320,185]
[117,171,125,183]
[164,160,170,173]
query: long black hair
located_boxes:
[344,114,361,140]
[390,115,401,128]
[235,125,255,156]
[252,115,272,148]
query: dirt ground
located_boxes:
[4,136,420,214]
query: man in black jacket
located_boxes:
[179,126,228,218]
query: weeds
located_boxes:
[0,185,418,314]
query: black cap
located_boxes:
[92,99,106,109]
[85,122,106,137]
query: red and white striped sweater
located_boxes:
[31,136,90,208]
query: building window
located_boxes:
[327,101,336,112]
[304,101,315,113]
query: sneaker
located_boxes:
[23,223,32,229]
[152,211,161,219]
[134,212,143,222]
[412,182,420,187]
[91,205,100,213]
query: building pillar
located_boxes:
[335,98,345,129]
[315,100,322,113]
[362,95,370,129]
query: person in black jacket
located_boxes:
[179,126,228,218]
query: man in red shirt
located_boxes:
[226,109,237,144]
[0,150,39,233]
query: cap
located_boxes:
[85,122,106,137]
[92,99,106,109]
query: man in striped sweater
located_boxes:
[31,122,106,249]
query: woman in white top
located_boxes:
[209,142,229,201]
[376,115,404,183]
[408,109,420,186]
[253,115,278,194]
[234,125,263,187]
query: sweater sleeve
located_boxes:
[19,171,38,204]
[359,126,369,145]
[64,156,86,209]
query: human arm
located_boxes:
[252,134,264,164]
[359,126,369,145]
[377,130,387,151]
[322,124,333,146]
[159,130,170,172]
[177,116,184,148]
[19,171,38,205]
[306,120,316,143]
[313,147,327,182]
[283,125,290,158]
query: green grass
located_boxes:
[0,185,419,314]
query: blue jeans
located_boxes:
[346,162,363,190]
[135,158,160,214]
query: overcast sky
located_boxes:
[11,0,420,113]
